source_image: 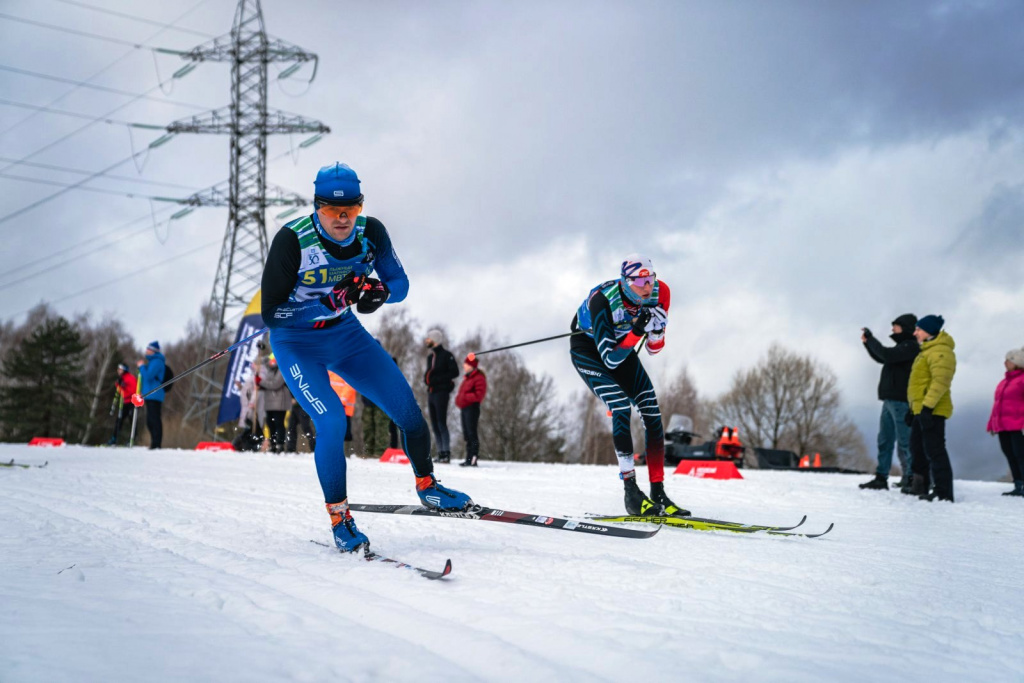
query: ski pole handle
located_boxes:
[131,326,268,407]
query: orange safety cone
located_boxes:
[798,455,811,468]
[813,453,822,468]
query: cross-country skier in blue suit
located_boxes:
[262,162,473,552]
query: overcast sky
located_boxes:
[1,0,1022,479]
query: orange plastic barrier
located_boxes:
[798,455,811,468]
[673,460,743,479]
[195,441,235,452]
[379,448,410,464]
[28,437,64,447]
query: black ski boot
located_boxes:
[650,480,690,517]
[436,451,450,464]
[1002,480,1023,496]
[859,474,889,490]
[459,455,478,467]
[623,473,660,516]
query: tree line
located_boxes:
[0,305,868,469]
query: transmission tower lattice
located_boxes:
[169,0,330,433]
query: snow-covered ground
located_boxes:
[1,444,1021,683]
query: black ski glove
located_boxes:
[904,410,914,427]
[631,308,652,336]
[320,271,361,312]
[356,277,389,314]
[919,406,935,429]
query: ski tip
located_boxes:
[442,558,453,577]
[809,522,835,538]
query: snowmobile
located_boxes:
[661,415,747,468]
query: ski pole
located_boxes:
[130,326,268,407]
[128,399,140,448]
[471,330,587,358]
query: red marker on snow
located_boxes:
[131,393,145,407]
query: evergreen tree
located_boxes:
[0,317,88,441]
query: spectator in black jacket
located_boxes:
[424,328,459,463]
[860,313,919,491]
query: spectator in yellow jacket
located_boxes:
[905,315,956,502]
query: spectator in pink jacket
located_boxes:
[986,347,1024,497]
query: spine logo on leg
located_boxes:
[288,363,328,415]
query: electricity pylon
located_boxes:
[168,0,330,433]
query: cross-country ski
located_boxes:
[309,539,453,580]
[350,503,661,539]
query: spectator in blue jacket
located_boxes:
[137,340,166,449]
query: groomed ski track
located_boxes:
[1,444,1021,683]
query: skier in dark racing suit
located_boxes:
[570,254,688,517]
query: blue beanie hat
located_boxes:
[314,162,363,205]
[916,315,944,337]
[147,340,160,352]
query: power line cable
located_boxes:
[48,0,217,39]
[0,64,208,111]
[0,224,154,294]
[0,148,307,294]
[0,0,212,139]
[0,97,162,128]
[0,204,180,284]
[0,157,200,190]
[0,11,148,48]
[0,148,299,286]
[10,239,222,319]
[0,141,176,226]
[0,172,181,200]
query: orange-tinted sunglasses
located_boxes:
[317,203,363,219]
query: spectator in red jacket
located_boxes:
[108,363,138,446]
[987,347,1024,497]
[455,353,487,467]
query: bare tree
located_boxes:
[162,302,234,448]
[711,343,868,468]
[567,389,615,465]
[452,330,565,463]
[657,363,707,439]
[76,315,134,444]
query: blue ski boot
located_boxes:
[326,500,369,552]
[415,473,474,511]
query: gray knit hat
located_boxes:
[1007,347,1024,369]
[425,328,444,346]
